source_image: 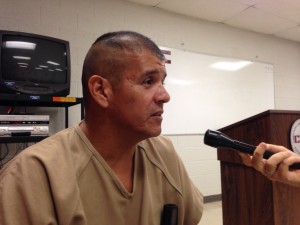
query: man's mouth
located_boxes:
[152,110,163,117]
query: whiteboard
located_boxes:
[161,47,274,135]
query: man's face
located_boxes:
[108,50,170,140]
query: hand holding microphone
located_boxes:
[203,129,300,170]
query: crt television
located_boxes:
[0,30,70,96]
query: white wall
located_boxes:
[1,0,300,197]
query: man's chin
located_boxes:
[137,124,162,139]
[140,126,161,138]
[148,128,162,138]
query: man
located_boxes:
[0,31,203,225]
[240,142,300,187]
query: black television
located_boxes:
[0,30,70,96]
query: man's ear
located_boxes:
[88,75,112,108]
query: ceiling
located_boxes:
[122,0,300,43]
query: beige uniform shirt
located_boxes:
[0,124,203,225]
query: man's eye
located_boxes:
[143,79,153,86]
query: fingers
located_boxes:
[238,143,267,170]
[238,142,283,176]
[264,151,292,177]
[281,154,300,166]
[238,152,253,166]
[250,142,267,174]
[238,141,300,187]
[263,143,290,153]
[268,154,300,187]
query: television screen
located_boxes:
[0,30,70,96]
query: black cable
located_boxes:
[0,143,9,160]
[0,142,26,168]
[0,143,9,169]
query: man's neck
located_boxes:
[79,120,136,192]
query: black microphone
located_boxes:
[160,204,178,225]
[204,129,300,169]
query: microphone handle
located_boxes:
[232,140,273,158]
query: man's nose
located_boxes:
[156,85,170,103]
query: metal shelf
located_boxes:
[0,135,48,143]
[0,94,84,143]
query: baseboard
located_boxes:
[203,194,222,203]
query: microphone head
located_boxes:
[204,129,234,148]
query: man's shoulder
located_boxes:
[19,127,76,159]
[1,126,91,176]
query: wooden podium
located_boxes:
[218,110,300,225]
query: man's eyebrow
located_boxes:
[144,69,160,76]
[142,71,167,83]
[143,69,167,79]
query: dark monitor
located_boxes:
[0,30,71,96]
